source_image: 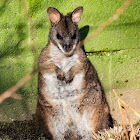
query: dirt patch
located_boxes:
[0,114,139,140]
[108,88,140,125]
[0,114,44,140]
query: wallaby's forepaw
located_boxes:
[56,67,65,81]
[57,73,65,80]
[65,72,73,83]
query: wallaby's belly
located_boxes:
[43,72,92,139]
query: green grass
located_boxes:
[0,0,139,122]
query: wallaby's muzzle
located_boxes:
[63,45,73,52]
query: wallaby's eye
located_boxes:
[71,33,76,39]
[57,33,63,40]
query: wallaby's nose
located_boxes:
[63,37,73,52]
[63,45,73,52]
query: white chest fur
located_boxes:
[50,44,80,74]
[43,44,84,101]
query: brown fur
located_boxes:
[37,6,113,140]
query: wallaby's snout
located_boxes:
[61,36,76,53]
[63,44,73,52]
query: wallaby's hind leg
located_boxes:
[90,104,113,132]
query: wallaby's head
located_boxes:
[47,6,83,56]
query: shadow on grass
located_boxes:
[79,25,89,41]
[0,0,9,16]
[0,22,28,59]
[79,25,90,53]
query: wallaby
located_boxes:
[37,6,113,140]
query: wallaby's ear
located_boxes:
[47,7,61,24]
[72,6,83,24]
